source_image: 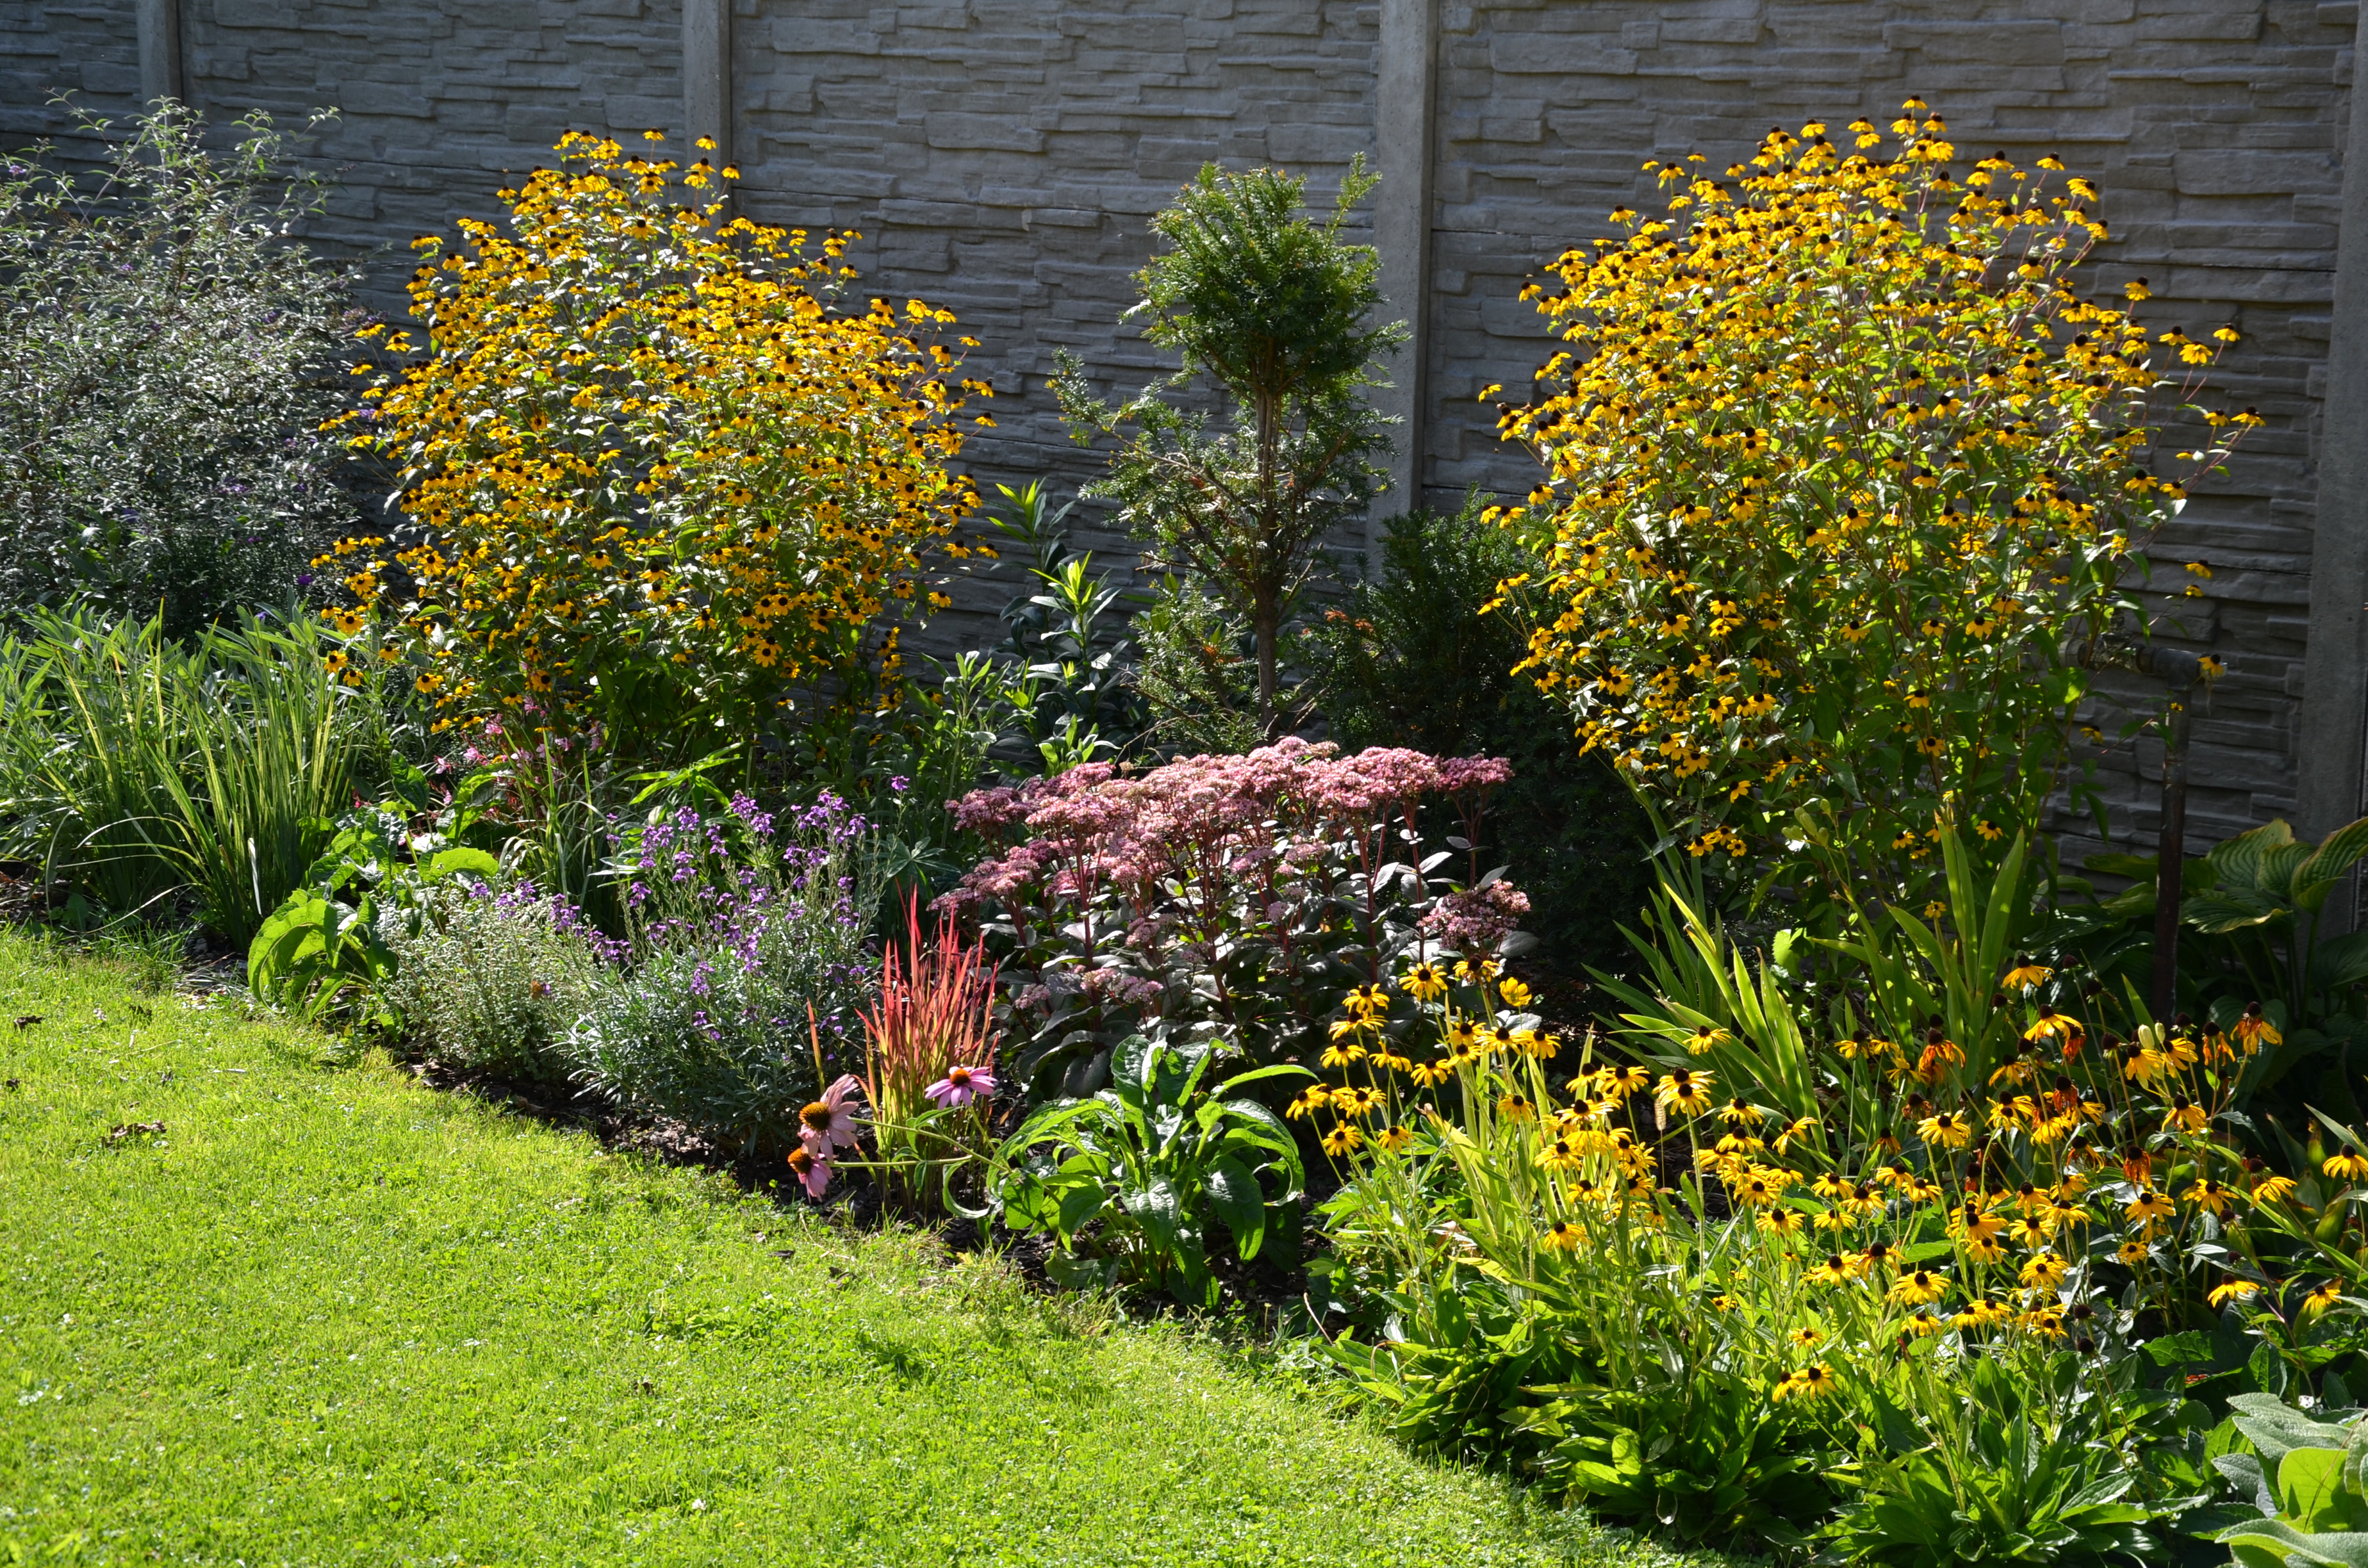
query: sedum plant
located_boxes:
[332,132,985,760]
[1493,101,2254,906]
[1053,159,1403,733]
[0,104,357,635]
[937,737,1524,1099]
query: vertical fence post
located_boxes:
[683,0,733,174]
[136,0,183,106]
[2298,2,2368,935]
[1372,0,1438,563]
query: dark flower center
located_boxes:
[800,1102,834,1131]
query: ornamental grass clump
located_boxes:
[939,738,1521,1098]
[1493,102,2254,905]
[329,131,987,760]
[852,894,999,1209]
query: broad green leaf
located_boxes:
[2230,1392,2356,1462]
[2212,1518,2368,1567]
[1202,1156,1265,1259]
[2187,888,2290,935]
[1125,1179,1183,1257]
[2283,1446,2355,1531]
[423,845,500,881]
[2298,817,2368,895]
[2210,821,2298,894]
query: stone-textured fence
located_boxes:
[6,0,2366,888]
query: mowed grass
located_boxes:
[0,934,1720,1567]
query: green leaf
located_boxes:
[2230,1392,2355,1463]
[2298,817,2368,895]
[2148,1331,2216,1365]
[1053,1180,1106,1242]
[2212,1518,2368,1567]
[2313,933,2368,993]
[1203,1156,1266,1259]
[2209,821,2298,894]
[2283,1447,2355,1531]
[1126,1179,1183,1259]
[423,845,500,881]
[2187,888,2290,935]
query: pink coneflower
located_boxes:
[926,1063,996,1109]
[798,1073,864,1156]
[784,1144,832,1198]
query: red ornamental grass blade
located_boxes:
[860,889,998,1123]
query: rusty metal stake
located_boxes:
[2150,683,2197,1025]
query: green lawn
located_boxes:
[0,934,1723,1567]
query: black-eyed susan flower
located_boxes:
[1807,1254,1855,1287]
[1917,1109,1973,1149]
[1658,1068,1714,1116]
[2207,1278,2261,1309]
[1890,1268,1948,1305]
[1397,961,1447,1001]
[1772,1362,1836,1403]
[2325,1146,2368,1182]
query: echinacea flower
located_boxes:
[785,1144,832,1198]
[926,1061,997,1109]
[798,1073,865,1154]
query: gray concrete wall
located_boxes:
[1,0,2357,865]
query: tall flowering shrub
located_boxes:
[937,738,1522,1098]
[331,132,986,756]
[1493,102,2253,902]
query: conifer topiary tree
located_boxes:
[1054,158,1405,735]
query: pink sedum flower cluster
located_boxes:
[941,739,1510,917]
[937,739,1524,1084]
